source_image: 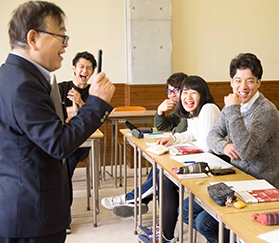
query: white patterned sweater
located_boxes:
[172,103,221,152]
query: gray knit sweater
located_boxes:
[207,93,279,189]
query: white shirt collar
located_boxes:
[10,52,51,83]
[240,91,259,113]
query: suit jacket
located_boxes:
[0,54,113,238]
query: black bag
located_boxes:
[207,182,235,206]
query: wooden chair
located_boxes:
[112,106,146,112]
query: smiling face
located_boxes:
[72,58,94,88]
[35,17,68,72]
[167,84,180,102]
[181,88,201,114]
[230,68,261,105]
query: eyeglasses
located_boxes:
[35,30,70,45]
[166,88,179,95]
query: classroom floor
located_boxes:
[66,166,203,243]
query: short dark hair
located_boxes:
[176,76,217,118]
[230,53,263,80]
[166,72,188,90]
[9,1,65,50]
[72,51,97,70]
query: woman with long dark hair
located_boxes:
[139,75,220,243]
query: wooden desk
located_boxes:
[221,209,279,243]
[119,128,279,243]
[180,163,279,243]
[120,128,180,242]
[103,110,156,187]
[78,129,104,227]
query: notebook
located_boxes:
[212,179,279,204]
[169,144,203,155]
[236,188,279,203]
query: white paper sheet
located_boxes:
[210,179,274,191]
[170,152,233,168]
[257,228,279,243]
[143,132,172,139]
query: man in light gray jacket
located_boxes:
[181,53,279,243]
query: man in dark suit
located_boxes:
[0,1,115,242]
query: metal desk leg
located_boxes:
[91,139,97,227]
[138,148,142,226]
[188,192,194,243]
[86,156,91,210]
[159,166,163,243]
[152,162,157,243]
[114,121,118,188]
[102,120,107,180]
[134,144,138,235]
[111,123,114,176]
[98,139,101,186]
[97,139,100,211]
[119,142,122,187]
[179,183,184,243]
[230,229,236,243]
[218,217,224,243]
[123,136,127,195]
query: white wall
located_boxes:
[2,1,279,84]
[0,0,126,83]
[172,0,279,81]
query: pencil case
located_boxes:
[207,182,235,206]
[253,211,279,226]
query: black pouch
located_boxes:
[207,182,235,206]
[172,162,210,174]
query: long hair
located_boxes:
[176,76,217,118]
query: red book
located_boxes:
[236,188,279,203]
[169,144,203,155]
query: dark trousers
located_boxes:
[67,147,91,178]
[0,230,66,243]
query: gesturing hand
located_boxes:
[67,88,84,108]
[89,72,115,103]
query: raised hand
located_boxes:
[157,99,177,115]
[89,72,115,103]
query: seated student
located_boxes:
[100,72,188,217]
[59,51,97,234]
[138,75,221,243]
[155,72,188,133]
[182,53,279,243]
[59,51,97,178]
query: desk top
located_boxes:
[221,209,279,243]
[89,129,104,139]
[120,128,279,216]
[108,110,156,119]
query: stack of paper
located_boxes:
[257,228,279,243]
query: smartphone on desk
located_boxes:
[211,168,236,176]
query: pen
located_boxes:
[148,133,163,135]
[183,161,195,164]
